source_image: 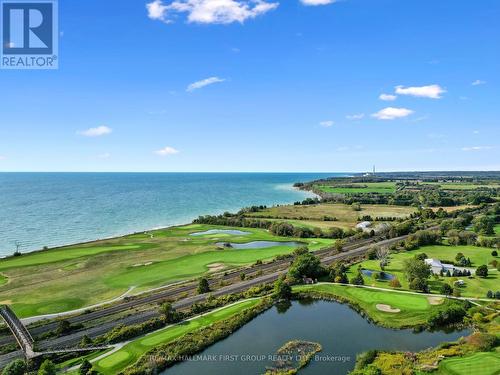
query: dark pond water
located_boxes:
[361,269,395,281]
[163,300,470,375]
[190,229,251,236]
[215,241,301,249]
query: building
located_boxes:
[425,258,455,275]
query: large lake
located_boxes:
[0,172,340,256]
[165,300,470,375]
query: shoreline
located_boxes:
[0,184,319,260]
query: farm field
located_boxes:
[422,182,500,191]
[293,283,451,328]
[244,203,416,230]
[93,298,261,375]
[314,182,397,194]
[0,225,331,318]
[347,245,499,298]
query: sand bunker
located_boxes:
[427,296,444,305]
[132,262,153,267]
[376,304,401,313]
[0,300,12,305]
[207,263,225,273]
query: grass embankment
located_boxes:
[348,245,499,298]
[245,203,415,230]
[0,224,331,318]
[293,284,446,328]
[93,298,262,375]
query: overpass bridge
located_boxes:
[0,305,109,359]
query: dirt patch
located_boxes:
[0,300,12,305]
[207,263,225,273]
[376,304,401,313]
[427,296,444,305]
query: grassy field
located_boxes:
[436,351,500,375]
[494,224,500,236]
[245,203,416,230]
[294,283,446,328]
[347,245,499,298]
[315,182,397,194]
[0,274,7,287]
[93,298,261,375]
[0,225,332,318]
[422,182,500,191]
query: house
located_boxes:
[356,221,372,231]
[303,277,315,285]
[425,258,455,275]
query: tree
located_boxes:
[159,302,180,323]
[197,278,210,294]
[472,215,495,236]
[79,360,92,375]
[492,250,498,257]
[440,283,453,296]
[38,360,56,375]
[2,359,27,375]
[350,272,365,286]
[79,335,93,348]
[486,290,493,298]
[476,265,488,278]
[293,246,309,256]
[453,288,461,297]
[334,239,345,253]
[288,253,323,281]
[274,276,292,300]
[56,320,72,336]
[409,278,429,293]
[376,247,390,269]
[403,257,431,283]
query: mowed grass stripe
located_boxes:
[438,352,500,375]
[94,298,261,375]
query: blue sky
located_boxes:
[0,0,499,172]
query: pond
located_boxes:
[215,241,302,249]
[361,269,395,281]
[164,300,470,375]
[190,229,251,236]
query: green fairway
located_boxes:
[437,352,500,375]
[94,298,261,375]
[348,245,499,298]
[0,224,331,318]
[294,284,441,328]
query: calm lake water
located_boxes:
[165,300,470,375]
[216,241,302,249]
[0,172,340,256]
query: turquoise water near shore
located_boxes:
[0,173,343,256]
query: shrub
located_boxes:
[428,303,466,328]
[439,283,453,296]
[389,278,401,288]
[350,272,365,286]
[476,265,488,278]
[2,360,27,375]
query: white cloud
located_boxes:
[146,0,278,24]
[379,94,397,101]
[346,113,365,120]
[300,0,337,5]
[472,80,486,86]
[372,107,414,120]
[473,130,480,134]
[461,146,492,152]
[395,84,446,99]
[155,146,180,156]
[78,126,112,137]
[187,76,225,92]
[320,120,334,127]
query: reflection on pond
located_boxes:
[216,241,302,249]
[190,229,251,236]
[361,269,395,281]
[164,300,470,375]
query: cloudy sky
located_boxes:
[0,0,499,172]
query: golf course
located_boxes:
[0,224,332,318]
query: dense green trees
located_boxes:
[288,253,324,281]
[403,256,431,292]
[2,360,26,375]
[439,283,453,296]
[472,215,495,235]
[159,302,182,324]
[274,276,292,300]
[476,265,488,278]
[37,360,56,375]
[79,360,93,375]
[197,278,211,294]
